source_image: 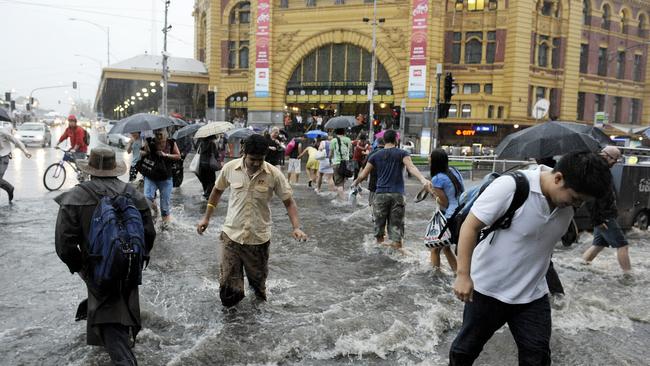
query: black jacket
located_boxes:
[54,178,156,345]
[588,178,618,226]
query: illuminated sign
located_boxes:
[474,125,497,133]
[455,129,476,136]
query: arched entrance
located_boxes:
[284,43,395,131]
[226,92,248,125]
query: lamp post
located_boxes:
[69,18,110,66]
[363,0,385,144]
[161,0,171,117]
[601,41,650,123]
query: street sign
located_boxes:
[594,111,608,127]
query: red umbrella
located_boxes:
[374,130,400,140]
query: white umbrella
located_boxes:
[194,121,234,139]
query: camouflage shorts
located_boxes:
[372,193,405,243]
[219,232,270,307]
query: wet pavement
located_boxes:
[0,126,649,365]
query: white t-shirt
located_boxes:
[470,166,573,304]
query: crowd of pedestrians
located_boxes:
[0,115,627,365]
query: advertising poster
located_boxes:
[255,0,270,97]
[407,0,429,99]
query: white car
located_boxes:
[107,132,131,148]
[15,122,52,147]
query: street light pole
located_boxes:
[363,0,384,144]
[161,0,171,117]
[68,18,110,66]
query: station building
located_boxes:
[193,0,650,146]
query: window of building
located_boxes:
[488,105,494,118]
[583,0,591,25]
[577,92,585,120]
[598,47,608,76]
[461,104,472,118]
[488,0,498,10]
[484,83,493,94]
[486,31,496,64]
[552,38,561,69]
[616,51,625,79]
[613,96,622,122]
[595,93,605,112]
[536,86,546,101]
[467,0,485,11]
[449,104,458,117]
[280,0,289,8]
[238,41,249,69]
[621,9,630,34]
[463,84,480,94]
[541,1,553,16]
[634,54,643,81]
[229,2,250,24]
[538,43,549,67]
[455,0,464,11]
[228,41,237,68]
[334,0,345,4]
[451,83,458,95]
[497,106,504,118]
[306,0,316,7]
[602,4,611,30]
[465,32,483,64]
[639,15,647,38]
[452,32,462,64]
[580,44,589,73]
[631,99,641,124]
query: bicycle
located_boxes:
[43,147,89,191]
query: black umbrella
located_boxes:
[560,122,612,145]
[171,117,188,127]
[495,121,603,159]
[172,123,203,139]
[225,127,257,140]
[109,113,175,134]
[0,108,11,122]
[324,115,356,129]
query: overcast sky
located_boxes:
[0,0,195,115]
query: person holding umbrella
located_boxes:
[140,128,181,223]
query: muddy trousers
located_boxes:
[449,291,551,366]
[99,323,137,366]
[0,155,13,198]
[219,232,270,307]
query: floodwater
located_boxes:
[0,130,649,365]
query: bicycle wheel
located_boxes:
[43,163,67,191]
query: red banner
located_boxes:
[255,0,270,97]
[408,0,429,98]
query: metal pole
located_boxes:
[431,65,442,151]
[162,0,170,117]
[368,0,377,144]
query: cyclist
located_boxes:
[55,115,88,159]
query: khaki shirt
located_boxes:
[215,158,293,244]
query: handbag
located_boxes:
[424,208,453,249]
[189,153,200,175]
[335,137,353,178]
[315,149,327,160]
[136,139,172,181]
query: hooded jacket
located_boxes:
[54,178,156,345]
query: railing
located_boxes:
[411,154,530,181]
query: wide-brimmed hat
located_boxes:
[77,147,127,177]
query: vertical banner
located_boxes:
[255,0,271,97]
[407,0,429,99]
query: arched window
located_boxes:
[538,42,550,67]
[639,14,647,37]
[539,0,560,17]
[583,0,591,25]
[621,9,630,34]
[229,2,250,24]
[602,4,611,30]
[239,41,249,69]
[465,33,483,64]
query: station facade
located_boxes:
[193,0,650,146]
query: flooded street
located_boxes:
[1,131,649,365]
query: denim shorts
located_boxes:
[593,218,628,248]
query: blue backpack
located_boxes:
[80,185,148,289]
[440,171,530,245]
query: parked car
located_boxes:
[14,122,51,147]
[107,132,131,148]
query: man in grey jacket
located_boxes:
[55,147,156,365]
[0,125,32,203]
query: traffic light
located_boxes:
[26,103,31,111]
[4,92,10,102]
[443,73,454,103]
[391,107,400,128]
[438,103,451,119]
[72,81,77,89]
[10,101,15,111]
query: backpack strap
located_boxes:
[480,171,530,243]
[78,183,101,202]
[444,168,464,199]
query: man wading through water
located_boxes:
[197,134,308,306]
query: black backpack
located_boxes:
[442,171,530,245]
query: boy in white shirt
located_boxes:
[450,151,612,365]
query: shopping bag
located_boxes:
[189,153,200,175]
[424,209,453,249]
